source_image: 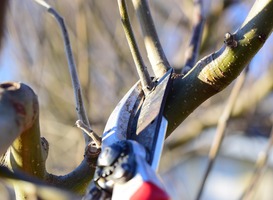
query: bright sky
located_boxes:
[0,40,18,82]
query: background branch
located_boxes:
[239,125,273,200]
[0,0,8,49]
[182,0,206,75]
[196,67,248,200]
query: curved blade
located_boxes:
[102,81,143,149]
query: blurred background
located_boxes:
[1,0,273,199]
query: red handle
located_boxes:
[131,182,170,200]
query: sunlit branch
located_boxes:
[132,0,171,78]
[118,0,153,94]
[33,0,98,145]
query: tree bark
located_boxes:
[165,0,273,136]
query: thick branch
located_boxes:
[167,64,273,148]
[165,0,273,136]
[0,83,40,156]
[8,116,46,180]
[0,81,97,195]
[0,82,47,199]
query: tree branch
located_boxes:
[167,63,273,148]
[117,0,153,94]
[0,0,8,49]
[0,82,47,199]
[0,82,41,157]
[239,125,273,200]
[33,0,98,145]
[0,166,81,200]
[164,0,273,137]
[30,1,101,194]
[0,84,98,194]
[132,0,171,78]
[75,120,101,148]
[45,158,97,194]
[182,0,206,74]
[47,7,93,144]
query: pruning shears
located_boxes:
[85,68,173,200]
[31,1,172,199]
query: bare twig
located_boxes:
[118,0,153,94]
[34,0,94,145]
[32,1,100,193]
[196,67,249,200]
[239,125,273,200]
[75,120,101,149]
[132,0,171,78]
[182,0,206,75]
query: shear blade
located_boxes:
[130,69,173,170]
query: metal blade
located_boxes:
[102,81,143,149]
[130,69,173,170]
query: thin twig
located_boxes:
[196,67,249,200]
[182,0,206,75]
[75,120,101,149]
[239,126,273,200]
[118,0,153,94]
[33,0,99,145]
[132,0,171,78]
